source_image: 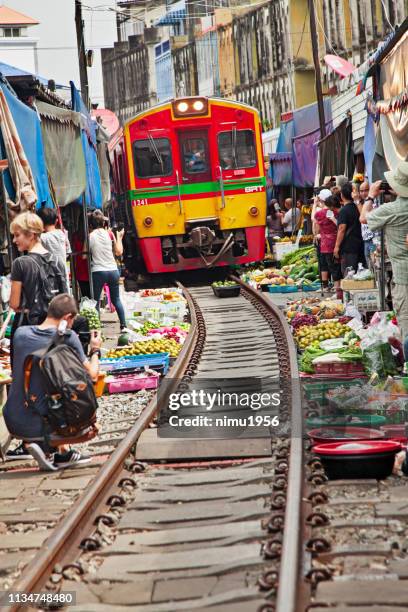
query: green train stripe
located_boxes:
[129,176,266,200]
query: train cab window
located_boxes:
[182,138,208,174]
[133,138,173,178]
[218,130,256,169]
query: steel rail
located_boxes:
[234,278,304,612]
[6,286,198,612]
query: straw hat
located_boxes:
[385,161,408,197]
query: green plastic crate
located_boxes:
[303,379,364,406]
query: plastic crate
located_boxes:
[302,282,321,292]
[107,372,159,394]
[268,285,299,294]
[100,352,170,375]
[212,285,241,298]
[313,362,366,376]
[303,379,364,406]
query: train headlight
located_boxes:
[143,216,153,227]
[193,100,204,111]
[177,101,189,113]
[172,97,208,117]
[249,206,259,216]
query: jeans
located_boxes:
[364,239,375,268]
[92,269,126,328]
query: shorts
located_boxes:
[321,252,342,281]
[316,244,329,273]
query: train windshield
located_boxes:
[218,129,256,170]
[178,130,212,183]
[133,137,173,178]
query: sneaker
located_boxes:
[53,449,91,469]
[26,443,58,472]
[6,442,32,461]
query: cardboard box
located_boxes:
[346,289,381,311]
[340,279,375,290]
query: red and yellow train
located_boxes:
[110,96,266,274]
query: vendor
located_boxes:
[360,162,408,349]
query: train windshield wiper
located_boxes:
[232,127,238,168]
[148,132,164,173]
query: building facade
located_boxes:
[0,5,39,75]
[101,0,406,127]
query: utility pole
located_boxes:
[308,0,326,139]
[75,0,90,108]
[186,0,199,95]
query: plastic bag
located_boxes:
[1,276,10,304]
[344,267,355,279]
[362,342,399,378]
[353,263,373,281]
[79,297,101,330]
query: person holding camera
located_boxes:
[333,182,364,274]
[360,162,408,344]
[89,211,126,330]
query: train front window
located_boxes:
[182,138,208,174]
[133,138,173,178]
[218,130,256,169]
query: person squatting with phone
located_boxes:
[4,294,102,470]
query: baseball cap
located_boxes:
[318,188,332,202]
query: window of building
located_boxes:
[133,137,173,178]
[181,137,208,174]
[3,27,21,37]
[218,130,256,169]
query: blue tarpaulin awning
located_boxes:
[154,8,186,26]
[71,81,102,209]
[0,81,53,208]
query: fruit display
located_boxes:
[140,289,184,301]
[80,306,101,330]
[274,235,313,245]
[106,338,182,359]
[295,322,350,350]
[286,299,345,322]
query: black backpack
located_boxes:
[25,253,67,324]
[24,331,98,439]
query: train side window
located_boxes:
[182,137,208,174]
[133,138,173,178]
[218,130,256,169]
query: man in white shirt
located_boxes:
[282,198,300,237]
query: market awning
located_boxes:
[269,152,292,187]
[154,8,186,26]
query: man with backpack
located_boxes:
[4,294,101,470]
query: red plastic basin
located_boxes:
[380,424,408,444]
[314,440,401,455]
[307,427,385,446]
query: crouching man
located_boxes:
[5,293,101,470]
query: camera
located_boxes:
[380,181,391,193]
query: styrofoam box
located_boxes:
[348,289,381,311]
[273,243,299,261]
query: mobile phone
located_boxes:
[380,181,390,193]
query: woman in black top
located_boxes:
[9,212,67,363]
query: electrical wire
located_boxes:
[380,0,395,31]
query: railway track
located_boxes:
[1,282,303,612]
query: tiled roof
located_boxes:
[0,5,39,26]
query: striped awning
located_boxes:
[154,8,186,26]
